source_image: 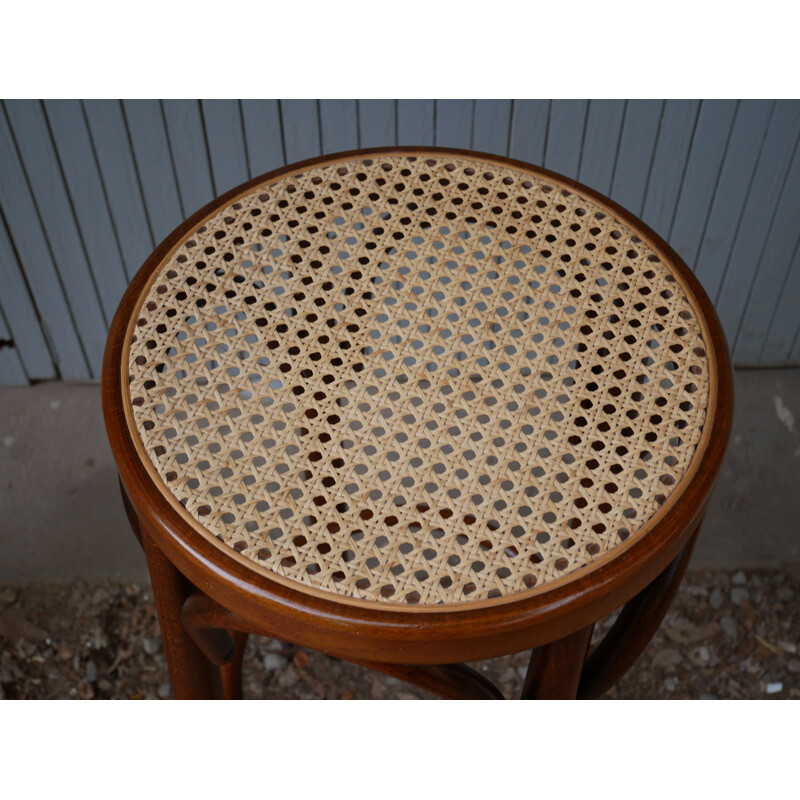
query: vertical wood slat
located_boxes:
[3,100,105,379]
[241,99,284,177]
[0,306,28,386]
[43,100,130,313]
[737,133,800,363]
[357,100,395,148]
[471,100,513,155]
[319,100,359,154]
[122,99,184,244]
[162,100,215,217]
[435,100,473,149]
[0,213,55,380]
[202,100,250,196]
[717,101,800,343]
[738,99,800,360]
[0,104,88,381]
[668,100,738,267]
[609,100,663,217]
[397,100,435,146]
[544,100,587,178]
[82,100,155,278]
[508,100,549,165]
[693,100,774,303]
[280,100,321,164]
[639,99,700,238]
[578,100,626,196]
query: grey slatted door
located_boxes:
[2,98,800,384]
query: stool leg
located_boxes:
[218,632,248,700]
[521,624,594,699]
[577,523,702,699]
[141,529,216,699]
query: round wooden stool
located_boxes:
[103,147,733,699]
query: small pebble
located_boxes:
[85,660,98,683]
[143,637,162,655]
[778,641,797,654]
[787,660,800,674]
[262,652,288,672]
[777,587,794,602]
[688,646,711,666]
[0,587,17,605]
[664,677,679,692]
[765,682,783,694]
[721,616,739,638]
[731,587,749,606]
[500,666,517,685]
[653,648,683,668]
[3,436,14,447]
[699,693,717,700]
[709,588,724,609]
[158,683,171,699]
[277,665,299,688]
[732,571,747,586]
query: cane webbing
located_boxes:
[126,152,711,606]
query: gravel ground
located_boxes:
[1,567,798,700]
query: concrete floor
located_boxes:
[1,369,798,582]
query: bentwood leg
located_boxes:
[577,521,703,699]
[218,632,248,700]
[521,624,595,699]
[141,529,217,699]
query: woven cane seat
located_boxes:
[124,150,712,607]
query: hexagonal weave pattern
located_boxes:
[126,152,711,605]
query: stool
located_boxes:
[103,147,733,699]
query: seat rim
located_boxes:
[103,146,734,663]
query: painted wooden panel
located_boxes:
[544,100,587,178]
[4,100,107,378]
[241,99,284,177]
[0,306,27,386]
[202,100,249,196]
[3,98,800,384]
[82,100,154,278]
[44,99,130,320]
[736,106,800,364]
[319,100,359,154]
[472,100,512,155]
[640,100,700,239]
[610,100,663,217]
[578,100,626,196]
[280,100,321,164]
[122,99,184,244]
[162,99,215,216]
[668,100,738,267]
[357,100,395,148]
[0,215,55,380]
[0,104,89,381]
[717,101,800,344]
[435,100,473,149]
[508,100,549,166]
[398,100,435,146]
[693,100,774,304]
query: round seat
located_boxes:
[105,147,732,691]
